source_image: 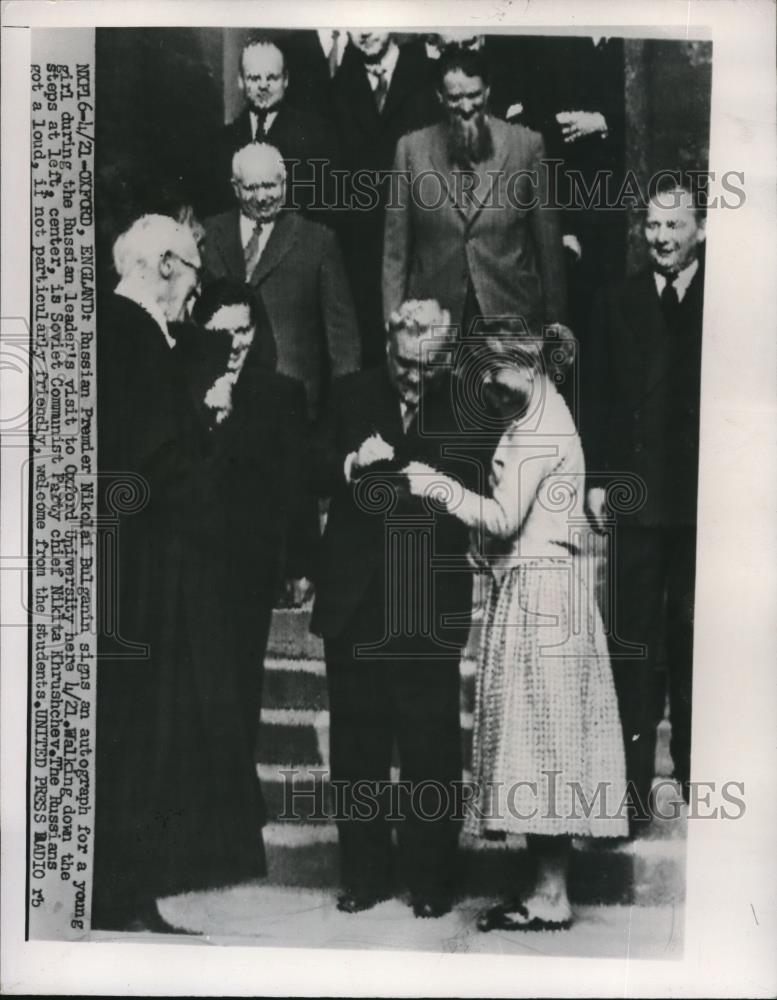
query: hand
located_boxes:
[556,110,608,143]
[586,487,607,532]
[204,372,235,423]
[351,433,395,475]
[403,460,438,497]
[284,577,314,608]
[403,462,465,513]
[562,233,583,261]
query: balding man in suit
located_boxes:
[382,47,566,336]
[202,143,360,420]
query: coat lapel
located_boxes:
[630,272,669,401]
[427,124,470,225]
[382,48,420,124]
[467,117,510,227]
[249,211,298,286]
[213,212,245,282]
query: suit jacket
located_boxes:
[333,40,439,175]
[202,208,360,419]
[311,366,491,648]
[332,39,440,363]
[382,118,566,328]
[211,103,340,221]
[537,36,626,267]
[582,264,705,527]
[278,29,345,120]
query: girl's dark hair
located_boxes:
[191,279,261,330]
[436,46,490,89]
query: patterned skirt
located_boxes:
[464,556,628,839]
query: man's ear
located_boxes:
[237,71,245,96]
[159,251,175,279]
[483,85,491,105]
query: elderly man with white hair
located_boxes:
[311,299,488,919]
[93,214,267,934]
[203,142,359,420]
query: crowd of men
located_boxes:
[93,30,706,932]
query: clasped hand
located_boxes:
[351,432,395,475]
[556,110,608,143]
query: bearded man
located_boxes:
[382,47,566,337]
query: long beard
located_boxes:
[446,113,493,168]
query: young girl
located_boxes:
[405,323,628,931]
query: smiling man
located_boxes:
[583,180,706,823]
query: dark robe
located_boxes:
[92,294,265,928]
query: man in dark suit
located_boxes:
[202,142,360,420]
[278,28,348,120]
[94,215,266,932]
[537,35,627,347]
[210,34,339,220]
[312,300,486,918]
[382,47,566,337]
[583,183,706,818]
[333,31,438,364]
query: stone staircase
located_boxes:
[256,602,687,907]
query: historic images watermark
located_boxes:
[282,163,746,214]
[277,770,747,824]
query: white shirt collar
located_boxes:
[114,284,174,349]
[249,108,279,139]
[365,40,400,88]
[653,258,700,303]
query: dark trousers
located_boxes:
[607,524,697,806]
[325,629,462,900]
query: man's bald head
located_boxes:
[231,143,287,223]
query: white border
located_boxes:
[2,0,776,996]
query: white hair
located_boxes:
[387,299,452,340]
[112,213,198,279]
[232,142,287,184]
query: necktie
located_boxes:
[253,110,268,141]
[327,30,341,78]
[402,400,417,433]
[660,279,680,324]
[244,221,263,280]
[370,65,389,113]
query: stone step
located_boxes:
[256,707,475,770]
[262,656,478,713]
[261,819,686,906]
[266,608,483,662]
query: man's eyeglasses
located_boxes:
[168,251,203,280]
